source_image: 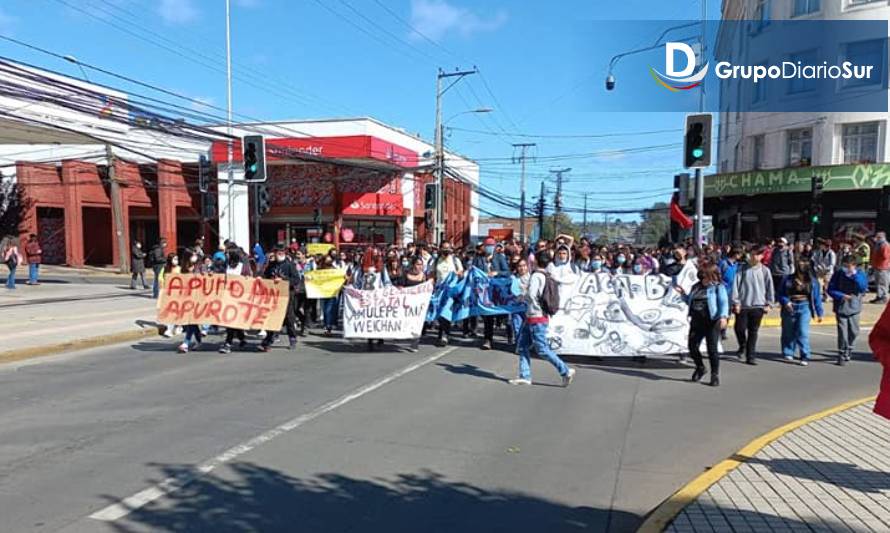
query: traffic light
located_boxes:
[242,135,267,182]
[257,185,271,215]
[198,154,210,193]
[313,208,322,225]
[811,175,824,202]
[810,204,823,225]
[684,114,713,169]
[424,183,437,210]
[202,192,217,219]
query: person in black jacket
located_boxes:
[259,249,299,352]
[149,238,167,299]
[130,241,148,290]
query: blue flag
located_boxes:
[427,267,526,322]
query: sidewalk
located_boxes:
[0,283,160,364]
[649,399,890,532]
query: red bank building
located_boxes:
[7,117,479,267]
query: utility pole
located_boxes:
[538,181,546,241]
[582,193,589,235]
[107,144,128,273]
[693,0,707,246]
[225,0,235,242]
[435,67,478,245]
[512,143,536,245]
[550,168,571,238]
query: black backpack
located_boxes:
[536,271,561,317]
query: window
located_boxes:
[751,62,767,104]
[792,0,820,16]
[751,0,770,33]
[842,39,885,89]
[842,122,879,163]
[787,50,818,94]
[753,135,765,169]
[849,0,882,6]
[787,128,813,167]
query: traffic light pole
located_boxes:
[225,0,235,242]
[253,183,260,247]
[694,168,703,245]
[513,143,535,245]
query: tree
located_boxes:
[0,176,28,238]
[638,202,670,245]
[540,213,580,241]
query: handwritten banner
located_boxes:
[343,281,433,339]
[548,272,693,357]
[158,274,288,331]
[305,269,347,299]
[307,243,335,256]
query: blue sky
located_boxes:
[0,0,722,221]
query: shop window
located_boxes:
[842,39,885,89]
[787,128,813,167]
[842,122,879,164]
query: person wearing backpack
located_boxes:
[2,236,24,290]
[509,249,576,387]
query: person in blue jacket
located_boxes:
[778,259,824,366]
[827,255,869,366]
[472,237,511,350]
[677,262,729,387]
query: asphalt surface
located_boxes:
[0,323,881,533]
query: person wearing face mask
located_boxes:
[611,252,630,275]
[130,240,148,290]
[828,255,869,366]
[574,245,595,273]
[770,238,795,302]
[258,249,300,351]
[546,240,579,285]
[630,258,647,276]
[472,237,510,350]
[676,262,729,387]
[731,245,773,365]
[434,242,464,347]
[870,231,890,304]
[778,259,824,366]
[159,253,181,339]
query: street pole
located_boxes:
[107,144,128,273]
[225,0,235,243]
[513,143,536,244]
[693,0,707,246]
[583,193,589,234]
[538,180,545,240]
[253,183,260,246]
[550,168,571,238]
[434,67,478,245]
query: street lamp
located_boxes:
[444,108,493,125]
[604,21,700,92]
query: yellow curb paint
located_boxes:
[729,318,875,328]
[0,328,158,366]
[636,395,877,533]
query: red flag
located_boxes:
[868,305,890,420]
[670,200,694,230]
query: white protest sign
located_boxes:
[547,272,694,357]
[342,281,434,340]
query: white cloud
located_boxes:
[158,0,199,25]
[0,8,17,35]
[409,0,507,41]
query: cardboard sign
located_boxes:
[307,243,335,256]
[342,281,433,339]
[305,269,348,299]
[157,274,288,331]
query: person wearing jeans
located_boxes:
[778,260,824,366]
[25,234,42,285]
[509,249,575,387]
[731,245,774,365]
[678,262,729,387]
[828,255,868,366]
[149,238,167,299]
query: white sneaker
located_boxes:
[189,341,201,352]
[162,329,173,339]
[799,360,809,367]
[562,367,576,387]
[508,378,532,386]
[177,343,188,354]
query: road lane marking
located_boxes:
[89,346,458,522]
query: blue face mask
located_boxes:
[616,255,626,265]
[484,245,495,256]
[633,264,643,274]
[591,260,603,270]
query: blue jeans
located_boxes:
[517,321,569,380]
[322,297,339,330]
[152,265,163,299]
[184,325,203,345]
[28,263,38,284]
[781,301,812,360]
[6,265,15,289]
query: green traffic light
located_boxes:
[811,216,820,224]
[692,148,704,158]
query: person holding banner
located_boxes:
[219,251,253,354]
[318,256,347,336]
[509,249,576,387]
[355,247,386,350]
[395,255,431,352]
[259,249,300,352]
[177,256,204,354]
[159,253,181,339]
[472,238,511,350]
[676,262,729,387]
[434,242,465,347]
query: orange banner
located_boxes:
[157,274,288,331]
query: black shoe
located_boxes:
[435,337,448,347]
[735,349,745,359]
[288,338,297,350]
[367,340,375,351]
[837,355,846,366]
[691,367,706,382]
[709,374,720,387]
[746,359,758,366]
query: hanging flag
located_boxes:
[670,200,694,230]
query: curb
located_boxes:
[730,318,876,328]
[636,395,877,533]
[0,328,160,366]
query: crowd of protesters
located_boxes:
[5,228,884,387]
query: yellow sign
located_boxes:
[305,269,348,299]
[307,243,335,256]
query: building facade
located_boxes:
[709,0,890,243]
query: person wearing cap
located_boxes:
[471,237,510,350]
[853,234,870,275]
[769,237,795,303]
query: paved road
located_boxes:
[0,325,880,533]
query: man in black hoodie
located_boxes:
[259,249,299,351]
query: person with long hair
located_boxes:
[394,255,430,352]
[177,252,204,353]
[2,236,23,290]
[355,246,386,351]
[219,250,252,354]
[677,261,729,386]
[159,253,181,339]
[778,259,824,366]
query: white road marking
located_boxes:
[89,346,458,522]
